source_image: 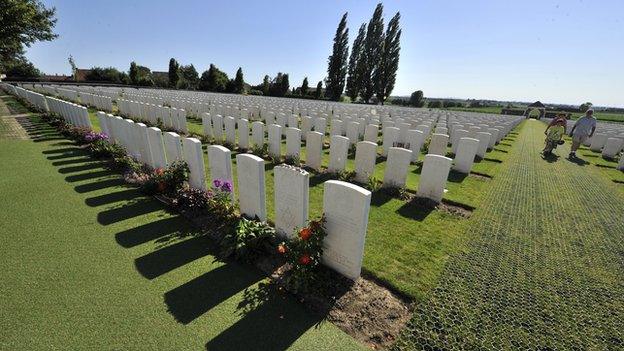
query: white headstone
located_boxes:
[314,117,327,136]
[201,112,213,138]
[238,118,250,150]
[322,180,372,280]
[212,115,224,142]
[475,132,491,158]
[383,147,412,188]
[417,154,452,203]
[164,132,183,165]
[346,121,360,145]
[224,116,236,145]
[251,121,265,148]
[183,138,207,190]
[207,145,234,196]
[382,127,400,156]
[285,127,302,158]
[452,137,479,174]
[147,127,167,169]
[236,154,266,221]
[354,141,378,183]
[364,124,379,143]
[274,165,309,237]
[407,129,425,162]
[331,119,343,136]
[268,124,282,158]
[602,137,624,159]
[428,133,449,156]
[328,135,350,173]
[305,131,324,171]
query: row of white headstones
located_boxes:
[196,112,519,200]
[95,110,371,280]
[5,83,374,281]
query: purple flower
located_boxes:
[213,179,222,188]
[221,181,233,192]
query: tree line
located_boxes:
[2,1,402,105]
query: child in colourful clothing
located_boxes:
[542,118,566,155]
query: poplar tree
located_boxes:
[360,3,384,103]
[262,75,270,96]
[168,58,179,88]
[301,77,309,96]
[325,13,349,101]
[375,12,401,104]
[233,67,245,93]
[315,81,323,99]
[129,61,138,85]
[346,23,366,102]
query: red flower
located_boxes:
[154,168,165,176]
[299,227,312,241]
[299,254,311,265]
[277,244,287,255]
[157,181,167,193]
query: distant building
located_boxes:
[74,69,92,82]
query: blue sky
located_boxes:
[26,0,624,107]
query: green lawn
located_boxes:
[0,110,363,350]
[86,102,521,301]
[393,119,624,350]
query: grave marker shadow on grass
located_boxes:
[396,197,436,221]
[85,188,139,207]
[205,281,324,351]
[52,157,94,166]
[96,198,163,225]
[64,169,117,183]
[74,178,126,193]
[164,263,263,325]
[134,235,212,280]
[115,216,189,248]
[58,162,105,174]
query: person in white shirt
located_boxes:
[568,109,597,158]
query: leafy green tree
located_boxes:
[375,12,401,104]
[361,3,385,103]
[428,100,442,108]
[232,67,245,94]
[129,61,138,85]
[0,0,57,71]
[326,13,349,101]
[346,23,366,102]
[579,102,593,112]
[269,72,289,97]
[409,90,425,107]
[301,77,309,96]
[168,58,179,88]
[315,81,323,99]
[85,67,124,83]
[177,64,199,90]
[262,75,270,96]
[198,64,229,92]
[153,74,169,88]
[3,58,41,78]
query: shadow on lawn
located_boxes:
[135,235,213,279]
[396,199,435,221]
[115,216,189,248]
[204,281,324,351]
[24,114,330,349]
